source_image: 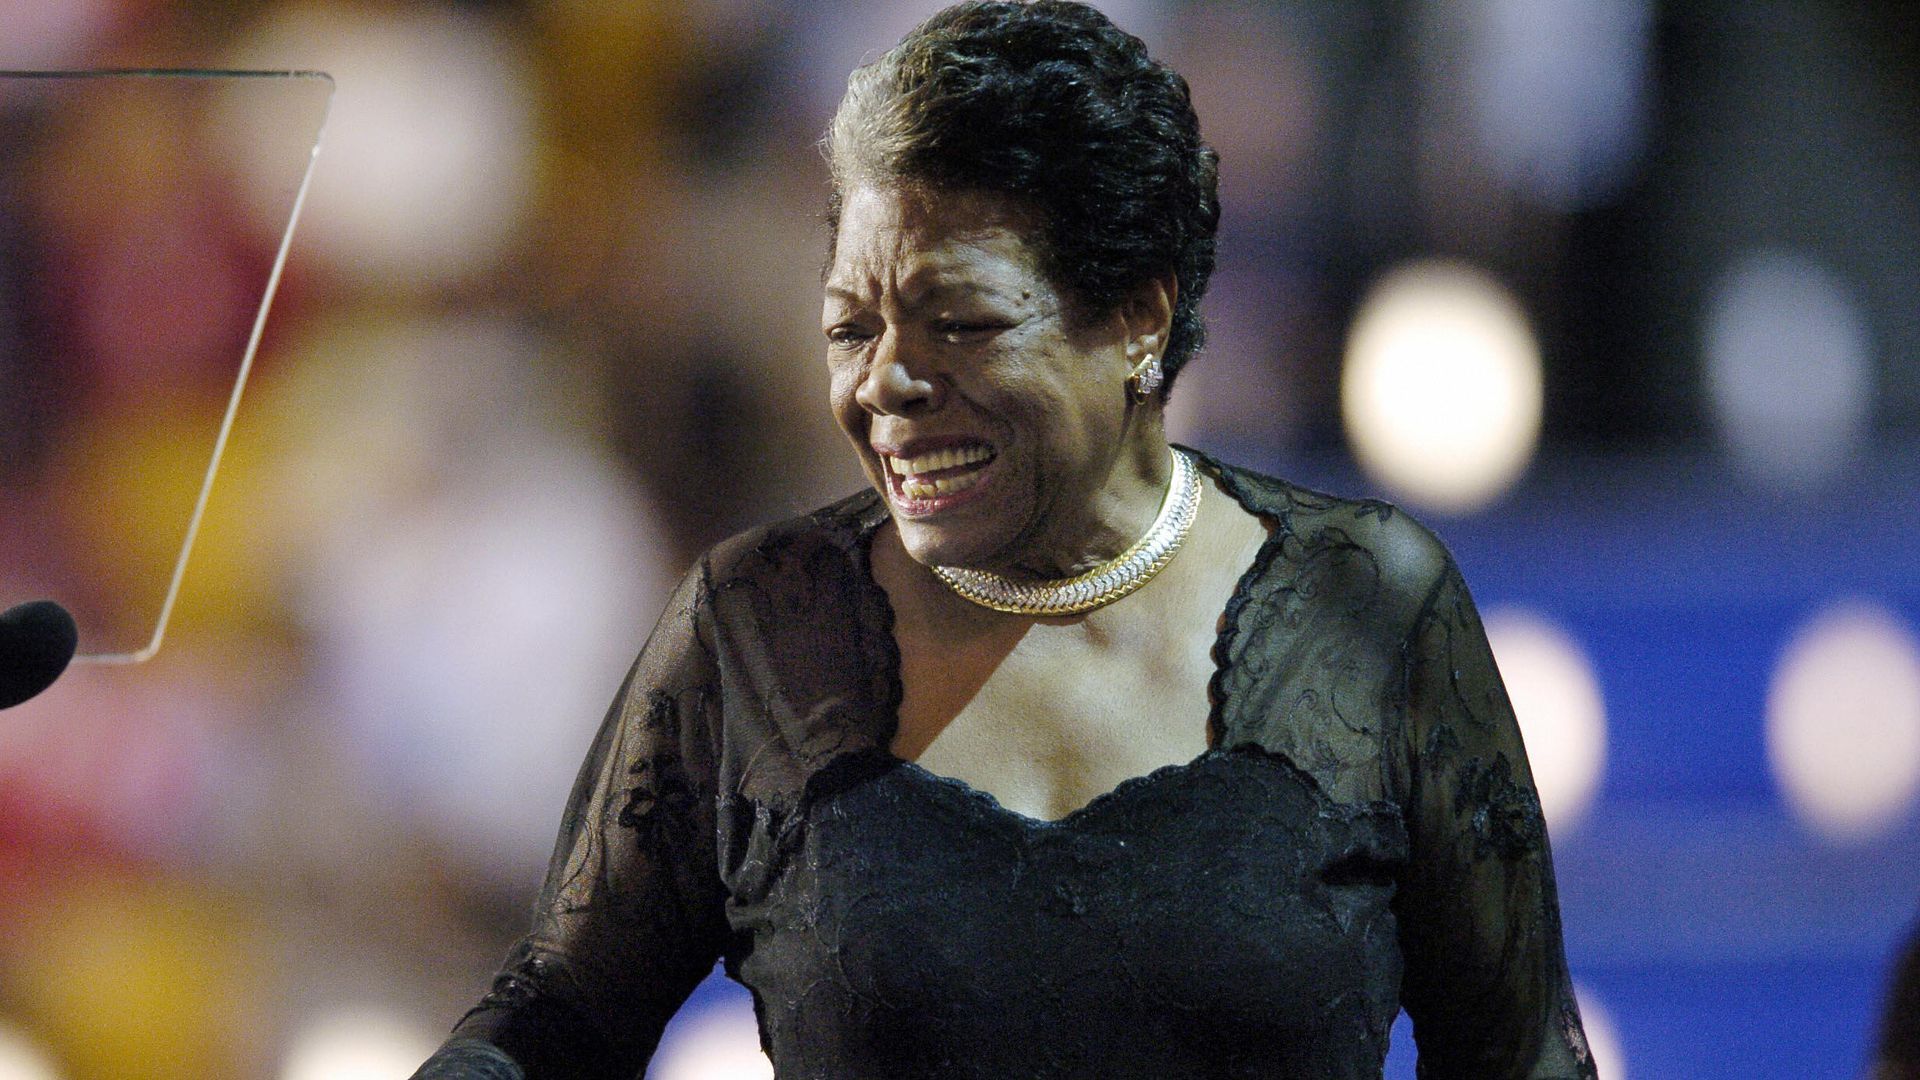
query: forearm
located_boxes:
[410,1039,524,1080]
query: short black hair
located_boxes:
[824,0,1220,396]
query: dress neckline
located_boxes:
[846,446,1296,827]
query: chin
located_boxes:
[889,511,1017,573]
[891,516,974,569]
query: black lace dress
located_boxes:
[412,453,1596,1080]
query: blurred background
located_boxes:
[1,0,1917,1077]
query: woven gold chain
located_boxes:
[932,447,1202,616]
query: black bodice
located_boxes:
[413,453,1596,1080]
[742,749,1406,1079]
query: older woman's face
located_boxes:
[823,185,1141,574]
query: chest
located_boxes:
[895,608,1221,821]
[729,749,1409,1079]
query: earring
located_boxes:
[1127,352,1163,403]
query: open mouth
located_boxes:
[881,442,997,509]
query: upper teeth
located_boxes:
[887,445,993,475]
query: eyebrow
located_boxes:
[824,279,1017,307]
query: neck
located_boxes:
[993,433,1174,582]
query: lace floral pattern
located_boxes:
[416,455,1594,1080]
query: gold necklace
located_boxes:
[933,447,1201,616]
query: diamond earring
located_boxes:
[1127,352,1163,402]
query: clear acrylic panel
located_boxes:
[0,70,332,661]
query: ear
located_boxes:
[1120,271,1177,363]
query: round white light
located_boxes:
[281,1008,439,1080]
[1766,599,1920,842]
[1576,984,1628,1080]
[1465,0,1652,209]
[1341,260,1543,514]
[1482,608,1608,834]
[1703,249,1872,493]
[223,3,537,286]
[650,1003,774,1080]
[0,1020,62,1080]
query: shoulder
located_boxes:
[679,487,899,789]
[1199,451,1455,634]
[697,487,888,591]
[682,488,895,681]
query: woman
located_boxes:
[414,3,1595,1077]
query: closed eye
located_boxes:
[826,325,874,349]
[935,319,1009,343]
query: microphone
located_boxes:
[0,600,79,709]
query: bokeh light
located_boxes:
[5,874,264,1080]
[280,1007,438,1080]
[261,314,675,878]
[1464,0,1652,209]
[1576,984,1628,1080]
[224,3,536,287]
[650,1002,774,1080]
[1341,260,1543,514]
[1482,608,1608,833]
[1766,599,1920,843]
[1703,248,1872,493]
[0,1021,62,1080]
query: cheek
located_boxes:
[1003,345,1116,437]
[982,338,1071,411]
[827,365,863,429]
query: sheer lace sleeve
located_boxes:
[412,562,730,1080]
[1390,539,1596,1079]
[1876,910,1920,1079]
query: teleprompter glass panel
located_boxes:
[0,70,331,661]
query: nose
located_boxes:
[854,332,942,416]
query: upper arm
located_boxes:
[445,561,731,1078]
[1381,521,1595,1079]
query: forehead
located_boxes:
[826,185,1047,300]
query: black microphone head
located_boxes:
[0,600,79,709]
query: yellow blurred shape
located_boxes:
[6,874,264,1080]
[50,391,283,649]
